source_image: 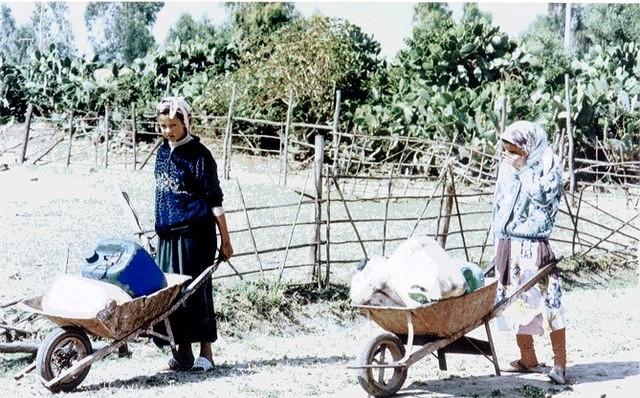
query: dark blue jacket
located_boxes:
[154,137,223,235]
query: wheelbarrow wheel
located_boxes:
[36,326,92,393]
[356,332,408,398]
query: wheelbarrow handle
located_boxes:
[180,258,223,301]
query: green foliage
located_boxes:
[0,2,638,165]
[197,15,384,137]
[165,14,217,46]
[353,13,518,144]
[0,5,20,65]
[0,55,27,122]
[28,3,76,59]
[85,2,164,63]
[583,4,640,49]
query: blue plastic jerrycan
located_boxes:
[82,239,167,298]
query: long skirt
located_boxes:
[153,216,218,346]
[494,238,566,335]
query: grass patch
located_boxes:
[213,281,358,337]
[559,254,638,290]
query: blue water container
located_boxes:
[82,239,167,298]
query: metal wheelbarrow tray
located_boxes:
[351,260,559,398]
[18,261,221,393]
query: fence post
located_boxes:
[223,85,237,180]
[324,166,331,288]
[314,133,325,287]
[382,169,393,256]
[565,3,576,197]
[331,90,342,174]
[131,104,138,170]
[438,182,454,249]
[282,89,294,186]
[66,109,74,167]
[104,105,110,168]
[19,104,33,164]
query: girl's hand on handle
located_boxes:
[219,240,234,262]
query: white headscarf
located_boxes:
[500,121,554,174]
[156,96,192,135]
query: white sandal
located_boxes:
[548,366,568,384]
[192,356,214,372]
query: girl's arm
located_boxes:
[215,212,234,261]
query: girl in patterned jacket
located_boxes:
[491,121,568,384]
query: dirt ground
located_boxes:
[2,286,638,398]
[0,153,638,397]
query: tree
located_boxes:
[583,4,640,48]
[164,14,217,46]
[461,3,492,26]
[85,2,164,63]
[28,3,76,58]
[0,5,20,64]
[225,2,299,54]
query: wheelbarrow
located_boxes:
[351,260,559,397]
[18,260,222,393]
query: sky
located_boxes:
[4,1,549,60]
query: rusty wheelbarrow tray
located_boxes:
[350,260,559,398]
[18,260,221,393]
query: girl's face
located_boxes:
[158,114,187,143]
[502,140,527,158]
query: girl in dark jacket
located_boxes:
[154,97,233,372]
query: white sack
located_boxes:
[349,256,404,307]
[42,274,132,319]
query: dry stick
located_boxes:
[132,103,138,170]
[0,322,32,335]
[139,138,163,171]
[104,105,110,168]
[276,168,312,287]
[557,207,638,242]
[223,85,237,180]
[235,178,265,279]
[313,134,326,287]
[561,188,580,256]
[435,171,449,244]
[409,167,448,237]
[19,104,33,163]
[66,109,74,166]
[572,189,585,254]
[330,90,342,174]
[0,299,19,308]
[282,89,294,185]
[382,169,393,256]
[448,166,469,261]
[14,362,36,381]
[0,342,38,354]
[438,182,455,249]
[565,190,640,234]
[31,136,64,165]
[581,212,640,257]
[332,174,368,258]
[324,166,332,287]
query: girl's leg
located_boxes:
[199,341,213,363]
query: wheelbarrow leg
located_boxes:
[484,321,501,376]
[437,349,447,371]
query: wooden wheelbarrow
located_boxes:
[351,260,559,398]
[18,260,222,393]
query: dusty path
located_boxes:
[2,286,637,398]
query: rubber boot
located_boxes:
[516,334,539,369]
[548,328,567,384]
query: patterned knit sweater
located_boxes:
[154,137,223,234]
